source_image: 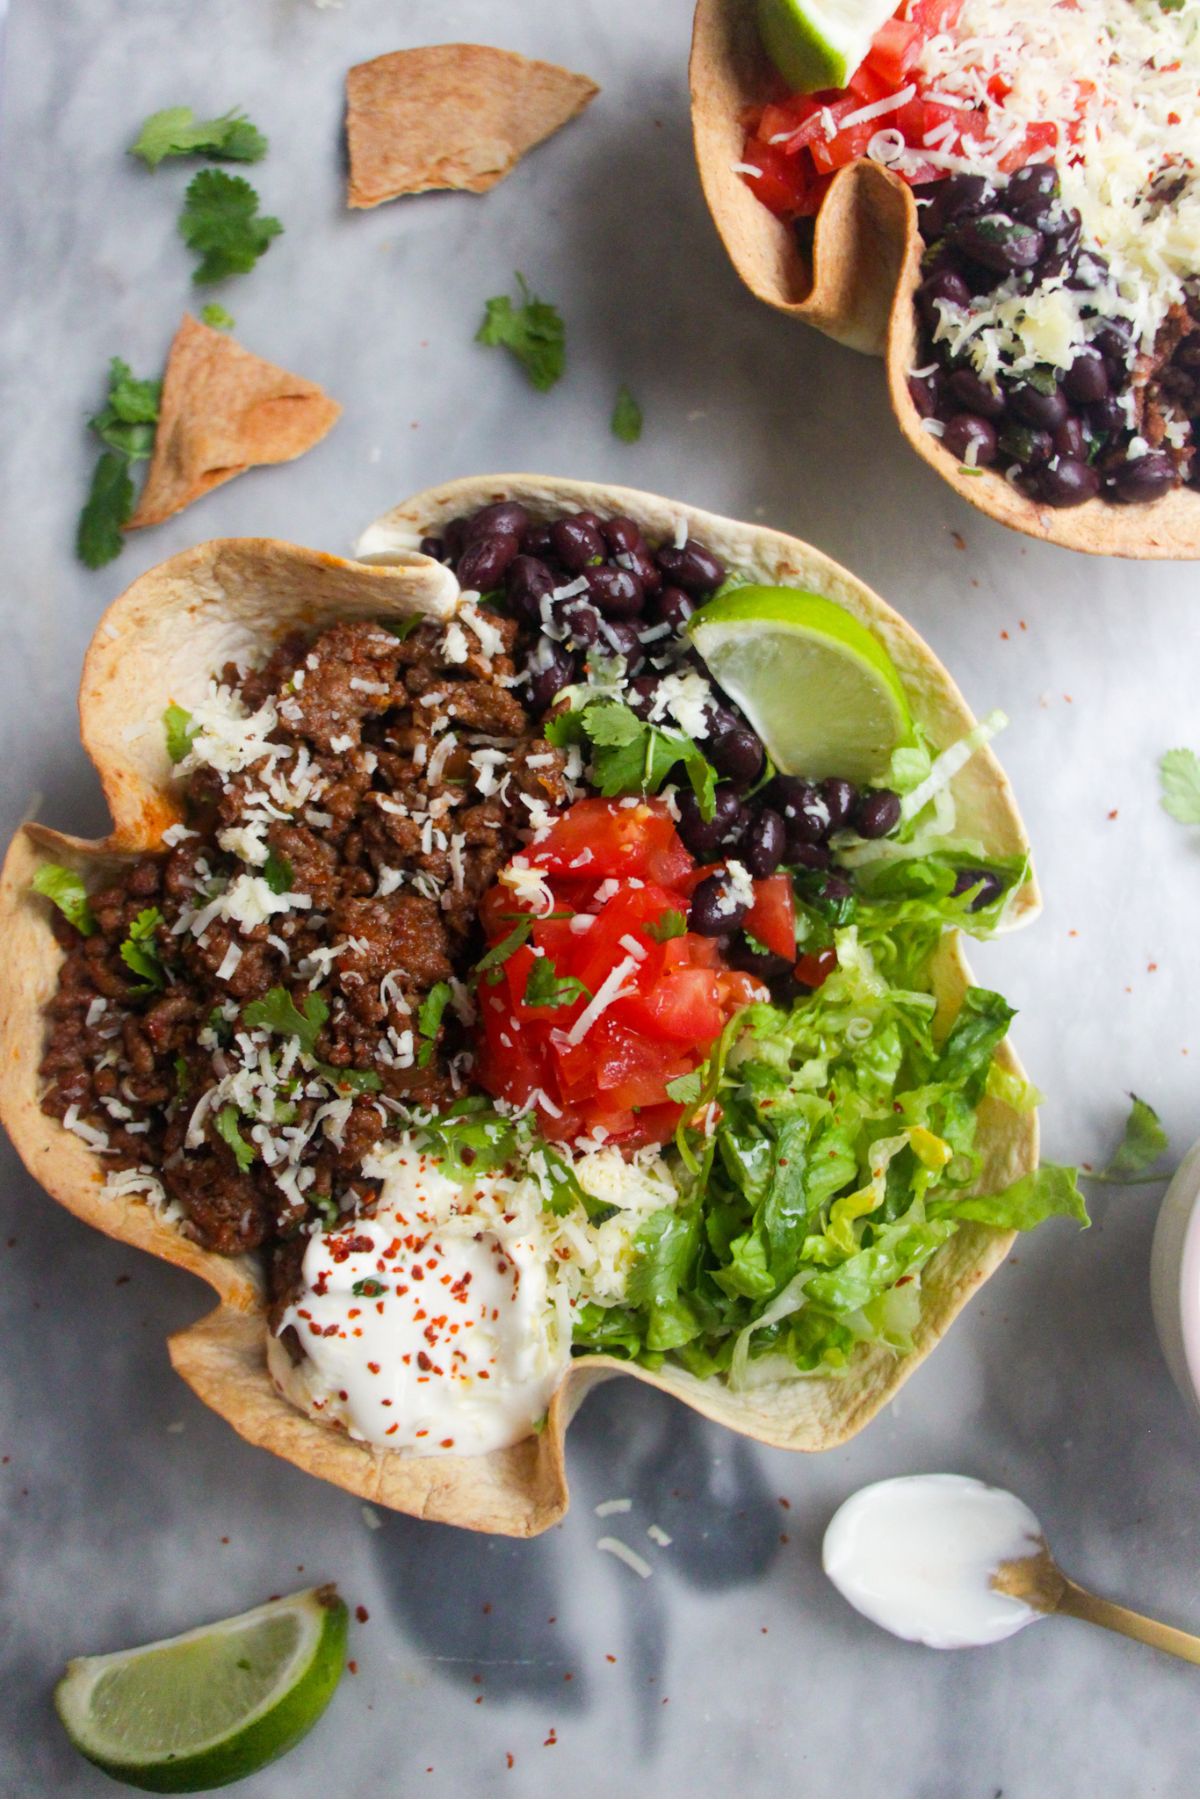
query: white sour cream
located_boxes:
[822,1474,1046,1649]
[270,1144,571,1458]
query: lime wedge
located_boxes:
[54,1586,348,1794]
[755,0,901,93]
[689,585,913,782]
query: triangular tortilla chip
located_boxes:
[345,44,598,208]
[128,316,341,529]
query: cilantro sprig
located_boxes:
[76,358,162,570]
[216,1105,256,1173]
[417,981,452,1067]
[130,106,267,170]
[120,907,168,994]
[523,956,590,1010]
[180,169,283,284]
[262,851,294,896]
[476,274,565,392]
[546,699,717,819]
[647,909,687,943]
[242,986,327,1056]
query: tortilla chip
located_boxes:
[689,0,1200,558]
[127,316,341,530]
[345,44,598,208]
[0,482,1040,1535]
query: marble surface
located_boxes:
[2,2,1200,1795]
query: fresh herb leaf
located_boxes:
[88,357,161,460]
[665,1070,704,1106]
[476,274,565,392]
[611,384,643,443]
[262,850,294,896]
[242,986,328,1056]
[1089,1094,1170,1185]
[1160,748,1200,824]
[310,1193,339,1229]
[352,1278,386,1298]
[163,704,196,765]
[200,302,235,330]
[647,909,687,943]
[206,1005,233,1042]
[475,916,535,984]
[216,1105,256,1172]
[77,451,135,569]
[173,1055,190,1096]
[314,1061,382,1094]
[32,865,96,936]
[179,169,283,284]
[130,106,267,169]
[555,699,718,820]
[523,956,589,1010]
[120,907,167,992]
[416,980,452,1066]
[379,614,424,640]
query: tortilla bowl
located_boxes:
[688,0,1200,559]
[0,478,1037,1536]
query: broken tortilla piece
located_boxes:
[345,43,599,209]
[127,315,341,530]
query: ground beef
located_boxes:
[40,607,567,1299]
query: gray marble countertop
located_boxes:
[3,2,1200,1795]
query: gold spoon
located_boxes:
[993,1545,1200,1666]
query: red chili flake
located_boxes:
[475,1695,483,1705]
[1108,810,1119,820]
[605,1654,616,1664]
[347,1660,359,1675]
[355,1605,369,1624]
[220,1536,230,1545]
[472,1673,483,1684]
[950,530,966,551]
[1149,962,1158,973]
[779,1533,790,1545]
[563,1672,573,1682]
[367,1362,382,1375]
[761,1627,768,1634]
[417,1351,432,1372]
[777,1497,790,1510]
[543,1729,557,1747]
[482,1603,492,1615]
[506,1754,514,1770]
[440,1438,455,1449]
[999,630,1009,641]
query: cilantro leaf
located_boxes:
[416,980,453,1067]
[560,700,718,820]
[611,384,643,443]
[647,909,687,943]
[200,302,235,330]
[179,169,283,284]
[523,956,590,1010]
[88,357,161,460]
[475,916,535,984]
[242,986,328,1056]
[130,106,267,170]
[1160,748,1200,824]
[163,704,196,765]
[32,865,95,936]
[216,1105,256,1173]
[664,1070,704,1106]
[77,452,135,569]
[262,850,294,895]
[120,907,167,993]
[315,1062,382,1094]
[476,274,564,392]
[1089,1094,1171,1185]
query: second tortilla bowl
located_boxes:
[0,475,1066,1537]
[689,0,1200,560]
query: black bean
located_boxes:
[1094,321,1134,362]
[1063,349,1109,404]
[1110,451,1177,503]
[948,369,1006,420]
[443,516,469,561]
[704,700,741,740]
[743,809,786,878]
[465,501,530,544]
[601,516,644,555]
[854,788,901,838]
[919,173,991,240]
[1086,396,1126,439]
[561,601,602,648]
[520,521,555,558]
[943,413,998,466]
[952,868,1004,911]
[655,539,726,597]
[689,871,750,937]
[1067,250,1109,292]
[909,374,940,419]
[657,586,695,633]
[1007,379,1068,431]
[954,212,1043,274]
[1053,418,1088,462]
[1037,457,1100,508]
[774,777,830,845]
[677,786,743,858]
[419,535,445,561]
[998,422,1053,466]
[918,269,971,326]
[505,554,556,622]
[598,618,643,670]
[788,841,831,873]
[457,532,519,592]
[551,516,606,572]
[585,564,644,620]
[627,675,658,721]
[617,544,664,597]
[820,778,858,831]
[1006,162,1059,222]
[711,726,764,784]
[1041,206,1081,261]
[526,642,575,714]
[573,510,604,532]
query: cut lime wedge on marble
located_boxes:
[54,1586,347,1794]
[755,0,901,93]
[689,585,912,782]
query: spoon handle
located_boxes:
[1057,1576,1200,1665]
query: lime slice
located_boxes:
[689,585,913,782]
[54,1586,348,1795]
[755,0,901,93]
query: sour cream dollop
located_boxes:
[822,1474,1046,1649]
[270,1143,571,1458]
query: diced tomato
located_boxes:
[847,59,893,105]
[528,797,692,887]
[742,139,827,218]
[744,874,796,962]
[794,946,838,990]
[907,0,962,34]
[810,119,878,175]
[614,968,724,1044]
[1000,120,1058,172]
[865,17,922,86]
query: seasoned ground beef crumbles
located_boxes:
[39,605,571,1289]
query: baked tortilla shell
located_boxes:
[689,0,1200,558]
[1,483,1038,1535]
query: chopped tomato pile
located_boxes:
[473,799,770,1148]
[741,0,1056,220]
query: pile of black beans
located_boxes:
[908,163,1185,509]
